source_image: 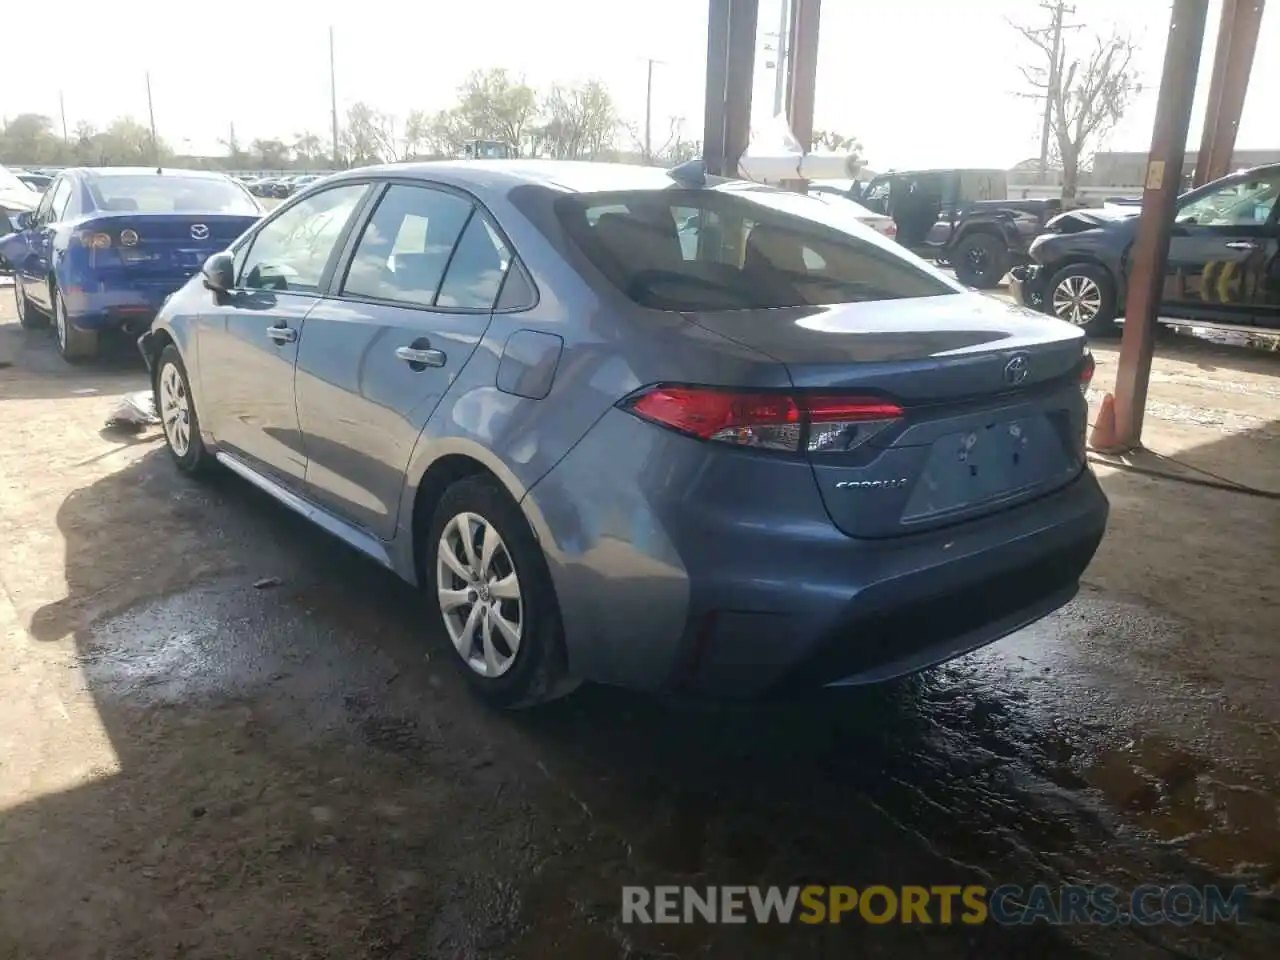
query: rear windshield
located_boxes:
[555,186,958,311]
[87,175,260,215]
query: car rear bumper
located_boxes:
[63,283,177,332]
[525,407,1109,699]
[1008,264,1048,310]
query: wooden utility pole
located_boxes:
[145,72,159,165]
[329,26,341,168]
[644,58,656,160]
[1033,0,1082,181]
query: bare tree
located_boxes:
[627,116,699,165]
[1011,21,1141,203]
[537,80,619,160]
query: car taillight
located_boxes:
[75,231,112,249]
[1079,351,1095,395]
[624,386,904,454]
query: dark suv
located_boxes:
[1010,164,1280,335]
[852,169,1061,289]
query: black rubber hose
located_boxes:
[1087,452,1280,501]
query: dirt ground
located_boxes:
[0,290,1277,959]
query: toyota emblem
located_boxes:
[1003,353,1030,385]
[190,224,210,240]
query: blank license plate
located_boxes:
[901,418,1056,520]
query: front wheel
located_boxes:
[952,232,1008,289]
[1045,263,1118,336]
[426,475,578,709]
[15,280,47,329]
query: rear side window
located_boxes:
[436,215,512,309]
[341,184,473,308]
[556,188,957,311]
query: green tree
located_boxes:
[0,114,69,164]
[292,131,325,166]
[452,68,538,154]
[244,138,287,169]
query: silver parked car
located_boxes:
[141,160,1109,707]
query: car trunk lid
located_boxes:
[79,213,259,278]
[685,293,1092,538]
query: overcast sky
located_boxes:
[3,0,1276,169]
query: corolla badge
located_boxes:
[190,223,210,240]
[1003,352,1030,385]
[835,478,909,490]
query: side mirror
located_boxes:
[15,211,34,230]
[201,251,235,293]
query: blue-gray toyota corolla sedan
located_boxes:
[140,160,1109,707]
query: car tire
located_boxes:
[1045,263,1118,336]
[15,281,47,329]
[155,345,214,476]
[52,286,99,362]
[426,474,579,709]
[952,232,1008,289]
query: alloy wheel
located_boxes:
[159,362,192,457]
[436,511,523,678]
[1051,275,1102,326]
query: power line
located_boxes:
[642,57,666,161]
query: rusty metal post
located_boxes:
[703,0,731,176]
[1110,0,1209,451]
[723,0,759,176]
[786,0,821,152]
[1192,0,1265,187]
[703,0,758,177]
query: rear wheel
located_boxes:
[52,286,99,362]
[15,280,47,329]
[156,345,213,475]
[426,474,578,709]
[952,232,1008,289]
[1046,263,1117,336]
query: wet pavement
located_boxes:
[1,313,1278,958]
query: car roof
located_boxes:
[326,159,687,196]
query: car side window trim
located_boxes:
[34,178,59,223]
[324,176,538,315]
[233,180,375,293]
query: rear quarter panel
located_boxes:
[391,177,790,578]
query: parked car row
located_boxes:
[814,169,1062,289]
[243,173,328,199]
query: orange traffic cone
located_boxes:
[1088,392,1121,452]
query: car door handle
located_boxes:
[396,345,447,367]
[1224,241,1259,250]
[266,325,297,344]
